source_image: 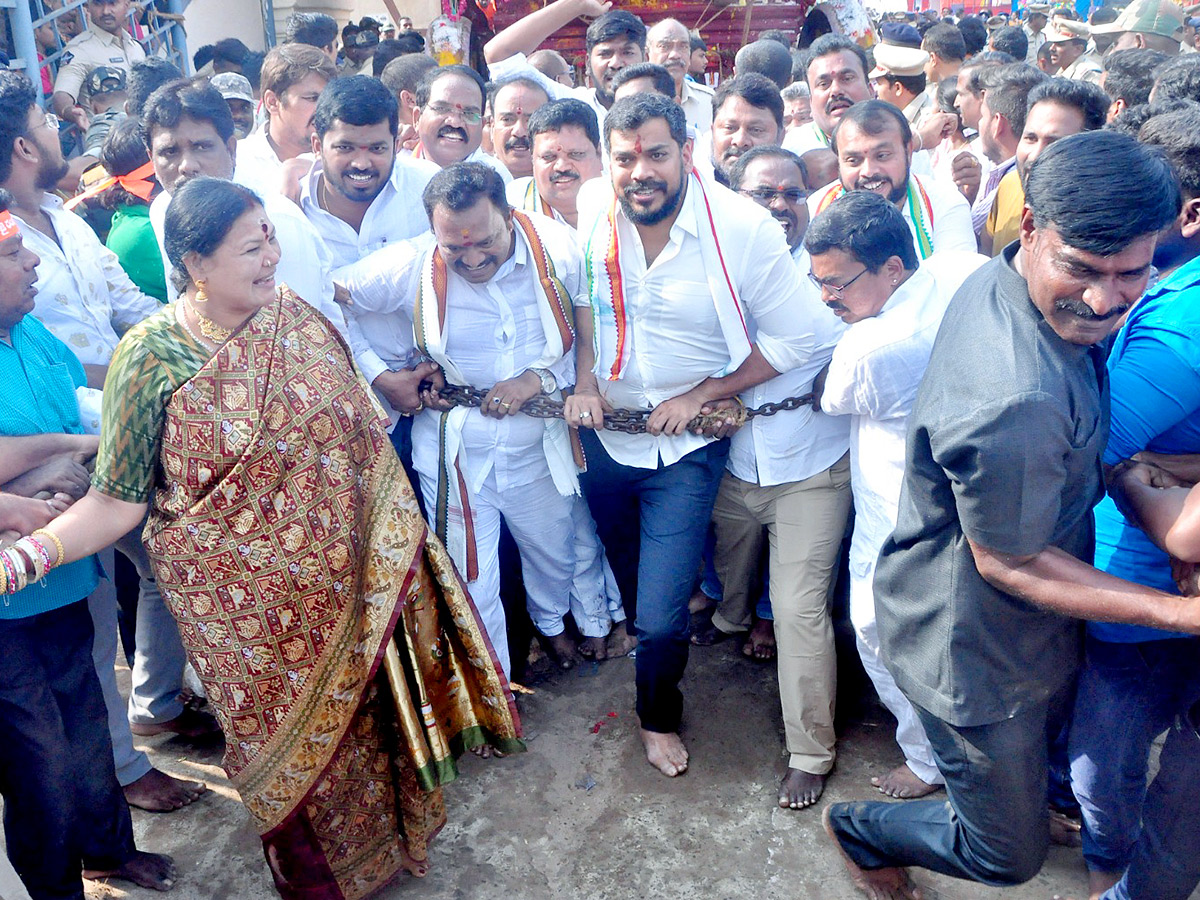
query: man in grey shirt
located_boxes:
[823,132,1200,898]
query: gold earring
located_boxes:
[195,279,208,304]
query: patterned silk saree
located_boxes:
[144,290,522,899]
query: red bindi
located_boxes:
[633,137,643,154]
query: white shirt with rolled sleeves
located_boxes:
[807,173,976,258]
[298,156,441,407]
[577,181,819,469]
[726,245,849,487]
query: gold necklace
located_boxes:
[188,299,233,343]
[175,301,211,348]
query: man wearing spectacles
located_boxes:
[646,18,714,136]
[701,143,852,812]
[408,65,512,184]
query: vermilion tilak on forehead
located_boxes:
[633,137,643,154]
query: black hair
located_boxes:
[690,35,707,54]
[935,77,964,131]
[1026,77,1109,133]
[1139,106,1200,200]
[342,22,360,41]
[0,71,37,184]
[372,39,410,77]
[285,12,338,49]
[98,117,158,210]
[923,23,967,61]
[141,77,235,148]
[164,176,263,292]
[126,58,183,119]
[758,29,792,48]
[421,161,509,220]
[414,64,487,109]
[603,92,687,151]
[212,38,250,68]
[713,72,785,131]
[491,76,551,111]
[806,34,870,84]
[880,72,927,97]
[1152,56,1200,104]
[790,49,812,85]
[726,145,807,191]
[192,44,215,72]
[1102,49,1168,108]
[394,32,425,54]
[1108,97,1199,136]
[381,54,438,99]
[990,26,1028,61]
[242,51,265,92]
[979,63,1048,137]
[313,75,398,139]
[0,187,13,214]
[611,62,675,98]
[804,189,918,270]
[1025,130,1181,255]
[528,98,601,148]
[735,39,794,90]
[831,99,912,154]
[585,10,647,54]
[957,17,989,55]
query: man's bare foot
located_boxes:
[688,588,714,614]
[84,851,176,892]
[545,632,578,670]
[640,728,688,776]
[870,764,941,800]
[578,635,609,661]
[823,806,923,900]
[1085,870,1121,900]
[607,621,638,657]
[130,706,221,739]
[741,618,776,660]
[778,767,826,809]
[123,768,207,813]
[1049,808,1083,847]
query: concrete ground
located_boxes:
[60,638,1143,900]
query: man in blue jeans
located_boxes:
[565,94,820,776]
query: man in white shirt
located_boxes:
[565,94,820,778]
[646,18,714,136]
[507,98,603,229]
[489,78,551,180]
[784,34,875,156]
[705,74,786,187]
[714,144,853,811]
[813,190,986,802]
[333,163,612,674]
[484,0,647,132]
[808,101,975,261]
[233,44,336,193]
[407,65,512,184]
[0,70,209,815]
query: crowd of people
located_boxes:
[1,0,1199,898]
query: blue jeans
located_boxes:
[1100,701,1200,900]
[1069,635,1200,873]
[826,693,1071,886]
[579,430,729,733]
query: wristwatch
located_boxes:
[530,367,557,394]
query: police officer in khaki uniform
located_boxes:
[52,0,145,131]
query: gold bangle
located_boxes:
[32,529,65,569]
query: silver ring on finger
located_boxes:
[580,411,592,419]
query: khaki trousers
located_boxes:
[711,454,852,774]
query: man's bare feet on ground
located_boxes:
[823,807,923,900]
[545,632,578,670]
[1049,808,1083,847]
[84,851,176,892]
[578,635,608,660]
[606,621,638,657]
[742,618,776,660]
[1084,870,1121,900]
[778,767,826,809]
[130,706,221,738]
[123,768,207,813]
[640,728,689,776]
[871,764,941,800]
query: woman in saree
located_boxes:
[2,176,522,900]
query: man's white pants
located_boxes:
[849,560,944,786]
[419,466,576,679]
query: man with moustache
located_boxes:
[707,74,786,186]
[784,34,874,156]
[507,98,603,229]
[484,0,645,130]
[408,65,512,183]
[490,78,552,180]
[808,101,974,261]
[52,0,145,130]
[565,94,820,779]
[823,130,1197,900]
[713,144,852,811]
[646,18,714,136]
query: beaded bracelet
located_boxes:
[31,529,65,570]
[1,547,28,594]
[0,554,7,595]
[16,537,50,582]
[7,544,35,587]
